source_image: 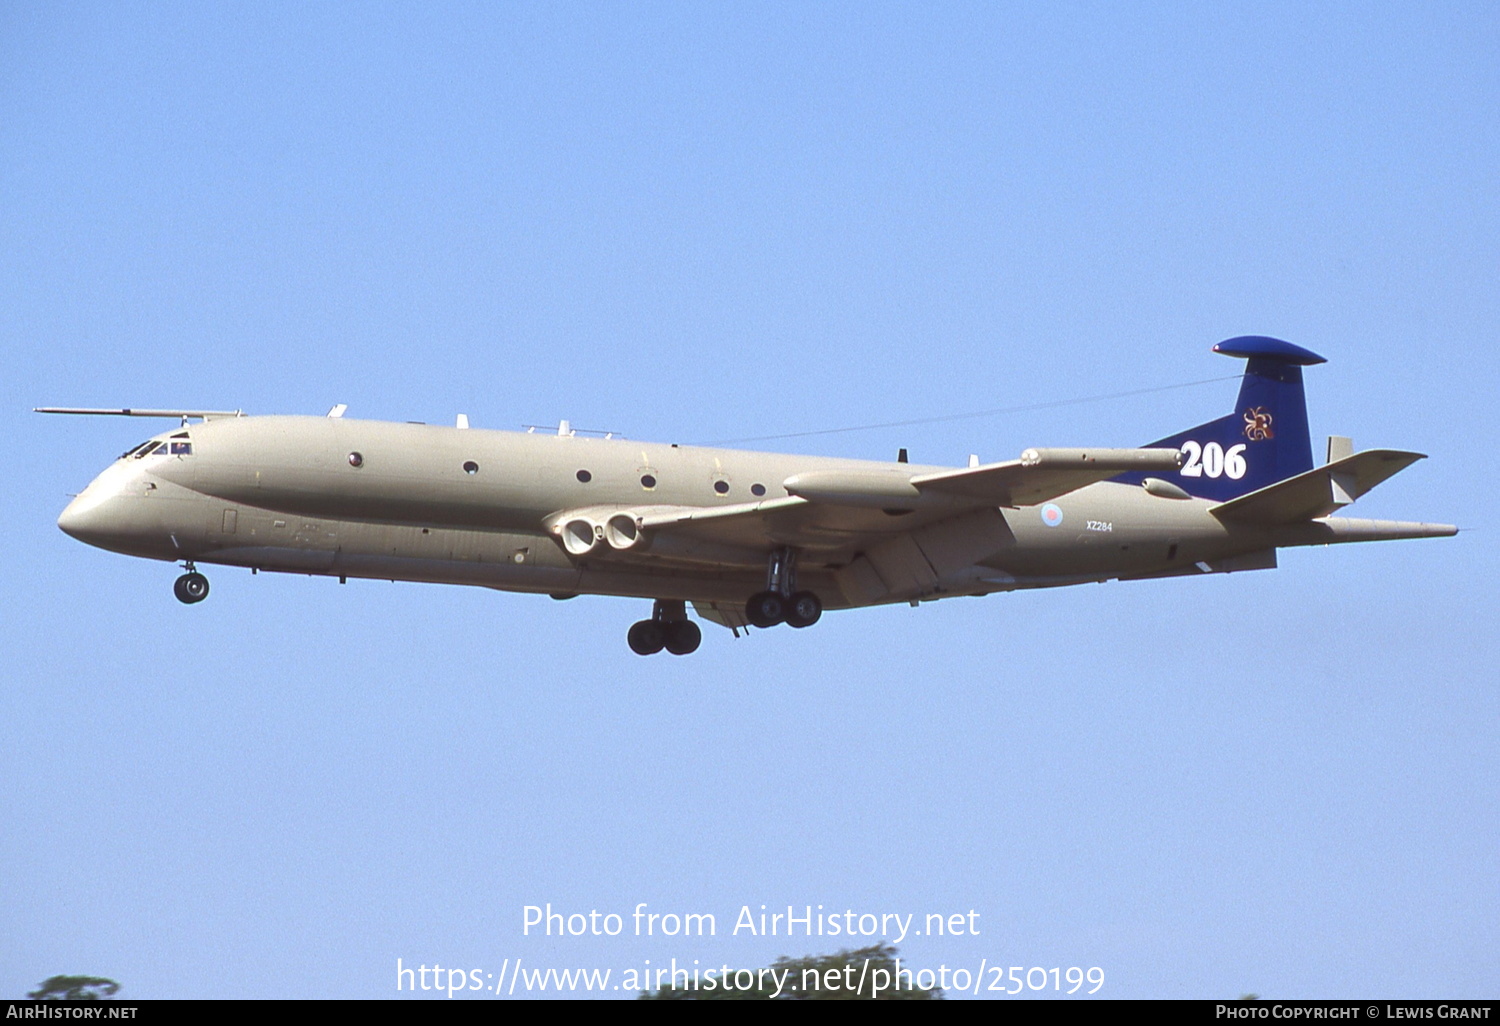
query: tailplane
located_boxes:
[1117,336,1325,501]
[1210,448,1426,524]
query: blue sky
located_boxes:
[2,1,1495,999]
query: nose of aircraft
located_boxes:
[58,486,113,544]
[57,462,138,547]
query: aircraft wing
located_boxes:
[692,600,752,632]
[906,447,1183,506]
[1209,449,1427,525]
[548,447,1182,563]
[631,496,924,556]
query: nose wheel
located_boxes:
[174,567,210,604]
[628,599,701,656]
[745,547,822,629]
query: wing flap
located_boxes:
[693,601,751,632]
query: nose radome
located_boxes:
[57,462,138,546]
[58,489,109,544]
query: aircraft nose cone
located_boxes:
[56,462,174,560]
[57,462,139,548]
[58,490,109,543]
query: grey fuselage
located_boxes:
[56,415,1436,612]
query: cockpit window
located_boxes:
[119,438,194,460]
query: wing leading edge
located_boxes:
[907,446,1183,506]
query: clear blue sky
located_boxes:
[2,1,1495,1000]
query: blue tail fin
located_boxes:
[1119,336,1326,501]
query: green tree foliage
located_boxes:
[27,976,120,1000]
[641,944,941,1000]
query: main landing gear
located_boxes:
[628,599,702,656]
[173,562,210,604]
[745,546,822,630]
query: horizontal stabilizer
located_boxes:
[1278,517,1458,544]
[1210,449,1426,525]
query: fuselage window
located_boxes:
[576,469,592,483]
[463,461,479,474]
[713,480,730,495]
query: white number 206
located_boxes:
[1180,441,1247,480]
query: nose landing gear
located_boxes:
[745,547,822,629]
[627,599,702,656]
[173,563,210,604]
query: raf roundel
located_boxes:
[1041,503,1064,527]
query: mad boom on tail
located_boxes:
[43,337,1455,655]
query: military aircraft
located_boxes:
[42,336,1454,655]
